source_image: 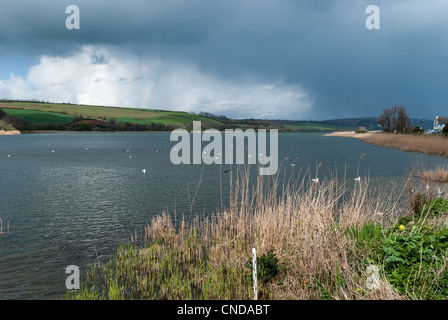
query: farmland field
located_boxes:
[1,108,75,124]
[0,101,359,131]
[0,102,222,127]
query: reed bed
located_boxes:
[360,133,448,157]
[417,166,448,182]
[67,165,415,300]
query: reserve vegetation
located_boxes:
[66,168,448,300]
[0,100,360,133]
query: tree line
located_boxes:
[377,105,410,133]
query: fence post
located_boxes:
[252,247,257,300]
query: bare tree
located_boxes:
[378,105,409,133]
[378,108,393,132]
[397,105,410,133]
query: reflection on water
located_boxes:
[0,132,446,299]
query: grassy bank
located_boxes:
[360,133,448,158]
[0,101,359,132]
[66,167,448,300]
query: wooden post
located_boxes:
[252,248,257,300]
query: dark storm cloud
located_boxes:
[1,0,447,119]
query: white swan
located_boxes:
[142,169,146,174]
[312,178,319,183]
[354,176,361,181]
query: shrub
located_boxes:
[424,198,448,217]
[443,124,448,136]
[411,193,428,216]
[246,250,283,283]
[413,126,424,134]
[381,225,448,299]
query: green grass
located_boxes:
[0,102,221,127]
[0,101,363,132]
[1,108,75,124]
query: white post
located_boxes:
[252,248,257,300]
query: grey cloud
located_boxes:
[0,0,447,120]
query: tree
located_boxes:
[413,126,424,134]
[378,110,389,131]
[396,105,410,133]
[377,105,409,133]
[443,124,448,136]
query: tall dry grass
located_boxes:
[360,133,448,157]
[417,166,448,182]
[70,166,405,300]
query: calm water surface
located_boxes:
[0,132,446,299]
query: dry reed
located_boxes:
[360,133,448,157]
[70,166,405,300]
[418,167,448,182]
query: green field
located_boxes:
[0,101,360,132]
[1,108,75,124]
[0,102,222,127]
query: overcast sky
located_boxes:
[0,0,447,120]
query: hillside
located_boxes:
[0,101,360,132]
[0,101,223,132]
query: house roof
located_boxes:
[437,117,448,124]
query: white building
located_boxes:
[433,116,448,132]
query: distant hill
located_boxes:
[0,101,360,132]
[321,117,434,131]
[320,117,380,130]
[409,118,434,131]
[0,100,435,132]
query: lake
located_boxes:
[0,132,446,299]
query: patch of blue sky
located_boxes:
[0,53,36,80]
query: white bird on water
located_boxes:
[142,169,146,174]
[7,154,11,157]
[354,176,361,182]
[312,178,319,183]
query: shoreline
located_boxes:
[324,131,380,138]
[24,130,172,134]
[0,130,21,136]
